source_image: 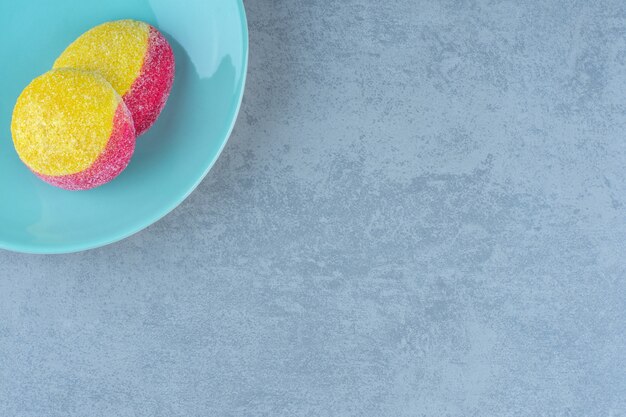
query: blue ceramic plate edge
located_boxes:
[0,0,249,255]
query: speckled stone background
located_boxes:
[2,1,626,416]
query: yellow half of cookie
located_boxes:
[53,20,150,96]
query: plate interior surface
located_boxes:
[0,0,248,253]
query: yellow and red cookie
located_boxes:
[11,69,136,190]
[54,19,175,136]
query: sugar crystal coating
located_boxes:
[11,69,136,190]
[54,20,175,136]
[124,27,175,135]
[54,20,149,96]
[36,102,136,190]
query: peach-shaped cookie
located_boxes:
[53,19,175,136]
[11,69,135,190]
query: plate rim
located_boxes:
[0,0,249,255]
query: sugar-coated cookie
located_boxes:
[11,69,136,190]
[54,20,175,136]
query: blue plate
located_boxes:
[0,0,248,253]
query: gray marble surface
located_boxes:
[2,1,626,416]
